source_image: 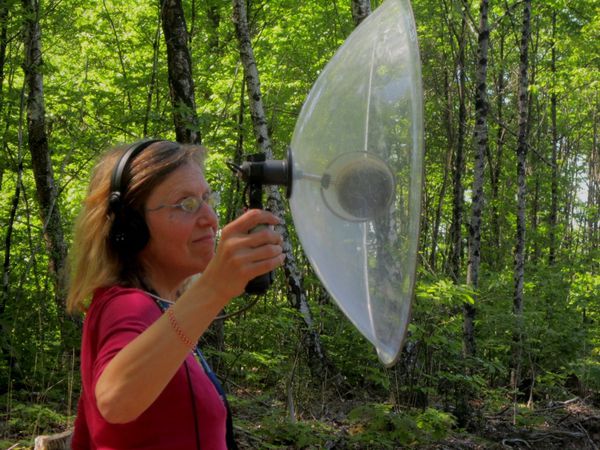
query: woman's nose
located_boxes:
[196,203,219,229]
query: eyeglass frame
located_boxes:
[145,191,220,215]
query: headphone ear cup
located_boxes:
[109,207,150,256]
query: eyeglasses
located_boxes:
[146,191,220,215]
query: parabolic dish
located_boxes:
[289,0,424,366]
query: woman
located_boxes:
[67,139,284,449]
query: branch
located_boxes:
[489,114,556,168]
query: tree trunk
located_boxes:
[1,161,21,316]
[21,0,67,306]
[351,0,371,27]
[232,0,330,379]
[464,0,490,359]
[548,11,559,265]
[161,0,201,144]
[527,24,540,264]
[589,108,599,254]
[489,31,506,268]
[0,0,9,110]
[206,2,221,52]
[511,0,532,393]
[446,11,467,283]
[530,173,540,261]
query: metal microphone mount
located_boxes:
[227,149,292,295]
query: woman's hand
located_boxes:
[201,209,285,300]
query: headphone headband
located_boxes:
[109,139,162,211]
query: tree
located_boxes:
[464,0,490,358]
[21,0,67,306]
[161,0,201,144]
[423,0,456,272]
[445,0,467,283]
[351,0,371,27]
[232,0,330,380]
[488,27,506,268]
[511,0,532,392]
[548,10,559,265]
[0,0,10,109]
[589,106,599,254]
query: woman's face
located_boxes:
[139,161,218,289]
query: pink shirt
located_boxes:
[71,286,227,450]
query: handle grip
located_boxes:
[245,224,273,295]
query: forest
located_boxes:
[0,0,599,448]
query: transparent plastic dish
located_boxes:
[289,0,423,366]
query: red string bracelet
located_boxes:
[167,308,195,350]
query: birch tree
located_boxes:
[351,0,371,27]
[590,109,599,253]
[446,2,468,283]
[0,0,9,110]
[548,11,558,265]
[464,0,490,358]
[489,30,506,268]
[511,0,532,392]
[232,0,330,379]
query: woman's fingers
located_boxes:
[246,252,286,277]
[221,209,280,237]
[245,226,283,248]
[219,237,284,270]
[203,209,285,300]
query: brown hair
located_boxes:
[66,140,206,313]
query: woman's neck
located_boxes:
[140,275,179,302]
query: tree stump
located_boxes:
[33,429,73,450]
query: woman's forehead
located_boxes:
[153,162,208,196]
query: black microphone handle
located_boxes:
[245,270,273,295]
[244,180,273,295]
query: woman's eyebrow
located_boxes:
[168,186,210,199]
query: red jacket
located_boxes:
[71,286,228,450]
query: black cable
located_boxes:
[225,161,242,174]
[147,288,202,450]
[184,361,202,450]
[214,294,263,320]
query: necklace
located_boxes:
[144,290,175,306]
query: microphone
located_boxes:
[319,152,395,221]
[228,150,396,295]
[228,152,292,295]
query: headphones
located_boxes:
[108,139,163,257]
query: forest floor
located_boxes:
[230,393,600,449]
[428,397,600,449]
[3,394,600,449]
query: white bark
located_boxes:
[464,0,490,358]
[232,0,329,377]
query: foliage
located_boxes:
[347,403,455,447]
[251,414,335,448]
[0,393,72,444]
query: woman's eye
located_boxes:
[180,197,200,213]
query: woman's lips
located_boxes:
[192,234,214,244]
